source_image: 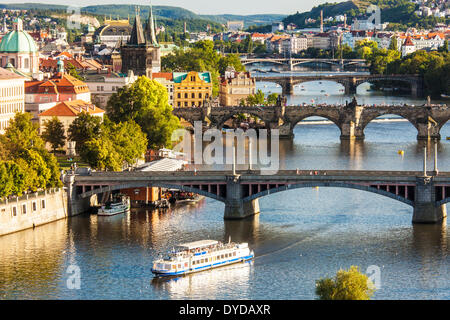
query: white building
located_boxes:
[84,70,138,108]
[0,67,26,134]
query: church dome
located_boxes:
[0,18,38,53]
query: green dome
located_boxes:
[0,30,38,53]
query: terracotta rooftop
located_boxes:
[38,100,104,117]
[0,67,27,80]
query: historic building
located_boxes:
[0,67,26,134]
[38,100,105,152]
[25,60,91,120]
[152,72,174,106]
[173,71,212,108]
[93,17,132,48]
[84,70,138,108]
[219,67,255,107]
[0,18,39,74]
[120,7,161,77]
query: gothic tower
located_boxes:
[120,5,160,77]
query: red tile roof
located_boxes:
[38,100,104,117]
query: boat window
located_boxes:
[221,255,224,259]
[178,264,181,268]
[172,265,176,270]
[233,252,236,256]
[185,262,188,267]
[205,258,208,262]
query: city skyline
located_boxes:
[0,0,345,15]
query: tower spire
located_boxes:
[146,2,158,46]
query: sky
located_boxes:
[1,0,345,15]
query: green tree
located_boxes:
[267,93,279,105]
[41,116,66,152]
[66,62,85,81]
[67,112,102,155]
[106,76,180,150]
[315,266,376,300]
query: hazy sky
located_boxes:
[2,0,345,15]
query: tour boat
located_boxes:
[151,239,254,277]
[97,195,130,216]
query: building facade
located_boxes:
[152,72,174,106]
[173,71,212,108]
[0,18,39,75]
[219,68,255,106]
[120,7,161,77]
[0,67,26,134]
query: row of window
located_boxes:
[177,101,203,107]
[0,85,24,98]
[191,251,237,266]
[10,199,46,217]
[0,102,24,116]
[176,92,209,99]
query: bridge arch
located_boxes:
[290,113,344,135]
[77,182,226,203]
[242,182,414,206]
[215,110,269,129]
[360,112,420,132]
[354,77,417,95]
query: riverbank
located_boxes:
[0,188,68,237]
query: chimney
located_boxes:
[320,10,323,33]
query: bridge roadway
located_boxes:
[253,74,424,96]
[65,169,450,224]
[240,58,367,71]
[172,103,450,140]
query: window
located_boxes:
[191,93,195,98]
[41,199,46,209]
[172,265,176,270]
[32,201,37,212]
[178,264,181,268]
[12,206,17,217]
[177,93,181,98]
[184,93,188,98]
[22,204,27,215]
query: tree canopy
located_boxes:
[0,112,62,198]
[315,266,376,300]
[106,76,180,150]
[161,40,246,96]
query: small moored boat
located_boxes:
[97,195,130,216]
[152,239,254,277]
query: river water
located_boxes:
[0,71,449,300]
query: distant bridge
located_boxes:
[240,58,367,71]
[173,103,450,140]
[253,74,424,96]
[65,169,449,223]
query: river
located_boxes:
[0,73,449,300]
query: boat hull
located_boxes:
[97,205,130,216]
[152,253,254,277]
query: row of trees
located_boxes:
[0,113,62,199]
[344,38,450,96]
[239,90,279,106]
[161,40,246,96]
[40,77,180,172]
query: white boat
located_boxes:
[152,239,254,277]
[97,195,130,216]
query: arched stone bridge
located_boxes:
[65,170,449,223]
[240,58,367,71]
[254,74,424,96]
[172,103,450,140]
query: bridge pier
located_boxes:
[413,176,447,224]
[64,174,96,216]
[416,121,441,141]
[224,175,260,220]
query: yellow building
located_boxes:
[173,71,212,108]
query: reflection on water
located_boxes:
[151,261,253,300]
[0,85,449,299]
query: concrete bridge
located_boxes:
[172,103,450,140]
[241,58,367,71]
[254,74,424,96]
[65,169,449,224]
